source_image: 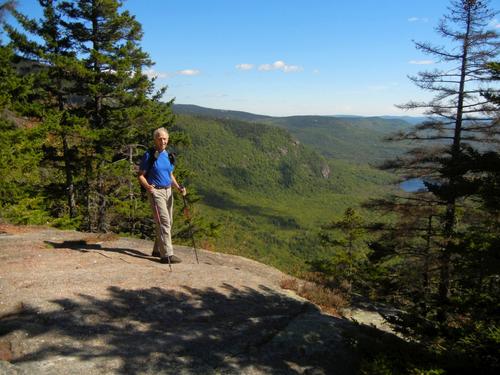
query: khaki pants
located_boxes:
[148,188,174,257]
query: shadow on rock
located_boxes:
[0,284,361,374]
[44,240,154,261]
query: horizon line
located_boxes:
[172,103,428,119]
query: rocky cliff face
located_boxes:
[0,226,392,374]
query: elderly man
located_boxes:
[138,127,186,264]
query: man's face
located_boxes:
[154,131,168,151]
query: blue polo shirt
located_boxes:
[140,149,174,187]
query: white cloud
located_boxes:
[236,63,254,70]
[144,68,201,79]
[409,60,435,65]
[283,64,302,73]
[258,60,303,73]
[312,69,320,74]
[178,69,201,76]
[258,63,273,71]
[273,60,286,69]
[408,17,428,23]
[144,69,169,79]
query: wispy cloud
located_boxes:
[144,68,201,79]
[235,63,254,71]
[258,60,303,73]
[408,16,429,23]
[178,69,200,76]
[235,60,303,73]
[409,60,434,65]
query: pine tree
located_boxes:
[0,54,51,225]
[369,1,499,370]
[386,0,498,313]
[58,0,173,232]
[313,207,370,292]
[4,0,88,219]
[2,0,178,233]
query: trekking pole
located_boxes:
[182,195,199,264]
[152,195,172,272]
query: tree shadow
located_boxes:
[1,284,360,374]
[44,240,155,262]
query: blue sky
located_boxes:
[12,0,500,116]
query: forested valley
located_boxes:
[0,0,498,373]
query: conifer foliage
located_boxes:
[367,1,499,372]
[0,0,175,233]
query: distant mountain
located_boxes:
[173,104,425,125]
[172,113,396,270]
[173,104,413,164]
[379,115,427,125]
[173,104,273,123]
[265,116,412,164]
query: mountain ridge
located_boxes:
[173,103,414,164]
[173,103,426,124]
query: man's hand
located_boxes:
[178,185,187,196]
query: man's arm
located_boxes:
[138,170,155,193]
[170,173,187,196]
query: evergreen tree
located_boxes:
[2,0,178,233]
[58,0,173,232]
[312,207,370,292]
[369,0,499,371]
[385,0,498,312]
[4,0,86,220]
[0,2,47,224]
[364,194,445,318]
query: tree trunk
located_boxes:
[96,160,107,232]
[437,3,472,314]
[128,145,135,234]
[62,134,77,218]
[423,215,432,295]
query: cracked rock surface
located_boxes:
[0,226,364,374]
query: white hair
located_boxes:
[153,127,169,139]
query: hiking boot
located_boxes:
[160,255,182,264]
[152,250,160,257]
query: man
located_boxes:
[138,127,186,264]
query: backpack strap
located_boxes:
[145,149,176,176]
[168,152,176,166]
[144,147,156,176]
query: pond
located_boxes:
[400,178,426,192]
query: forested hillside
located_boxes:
[174,104,413,163]
[265,116,412,163]
[171,113,396,270]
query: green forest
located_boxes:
[0,0,499,374]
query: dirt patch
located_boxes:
[0,223,49,235]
